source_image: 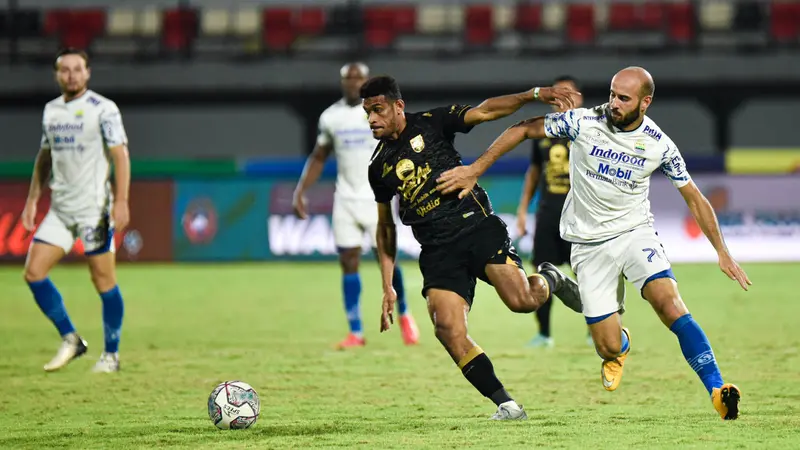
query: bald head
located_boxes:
[615,66,655,99]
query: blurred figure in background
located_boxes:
[516,75,591,348]
[22,48,130,373]
[293,63,419,349]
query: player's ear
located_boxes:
[394,99,405,114]
[640,95,652,112]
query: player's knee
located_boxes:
[338,249,360,274]
[433,321,464,347]
[89,267,116,292]
[595,340,621,360]
[23,265,47,283]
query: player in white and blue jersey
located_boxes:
[437,67,750,420]
[292,63,419,349]
[21,48,130,373]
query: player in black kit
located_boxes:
[362,75,583,420]
[514,76,591,348]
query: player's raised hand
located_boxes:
[718,252,752,291]
[536,85,582,111]
[380,287,397,332]
[113,200,130,232]
[292,191,308,220]
[21,200,37,231]
[436,165,479,199]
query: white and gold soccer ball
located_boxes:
[207,381,260,430]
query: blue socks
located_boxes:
[99,286,125,353]
[28,278,75,337]
[393,266,409,316]
[342,273,362,335]
[670,313,724,395]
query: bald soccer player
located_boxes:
[436,67,749,420]
[293,63,420,349]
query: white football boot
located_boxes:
[490,401,528,420]
[43,333,88,372]
[92,352,120,373]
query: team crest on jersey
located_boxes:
[410,134,425,153]
[634,141,646,153]
[75,110,84,118]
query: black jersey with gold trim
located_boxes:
[368,105,494,246]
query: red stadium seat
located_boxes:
[394,6,417,34]
[515,3,542,32]
[364,6,398,48]
[44,9,107,49]
[608,2,664,31]
[665,2,695,43]
[770,2,800,42]
[566,4,595,44]
[262,8,296,50]
[162,8,198,51]
[640,2,665,29]
[296,7,325,36]
[465,5,494,46]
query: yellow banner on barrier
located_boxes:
[726,149,800,174]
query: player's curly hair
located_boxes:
[359,76,402,101]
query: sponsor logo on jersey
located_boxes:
[597,163,633,180]
[589,145,646,167]
[47,123,84,133]
[643,125,662,141]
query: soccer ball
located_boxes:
[207,381,260,430]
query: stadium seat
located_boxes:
[465,5,494,46]
[770,2,800,42]
[699,0,733,31]
[364,6,398,48]
[262,8,295,51]
[107,8,136,37]
[296,8,326,36]
[417,5,464,34]
[232,9,260,37]
[139,8,162,37]
[733,2,765,31]
[566,4,594,44]
[44,9,106,49]
[515,3,543,32]
[665,2,695,43]
[162,8,198,51]
[200,9,230,37]
[394,6,417,34]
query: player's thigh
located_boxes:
[425,287,474,363]
[25,211,72,281]
[621,227,687,325]
[572,241,626,321]
[354,199,380,249]
[332,199,364,251]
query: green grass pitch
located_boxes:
[0,261,799,449]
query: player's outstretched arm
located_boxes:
[678,181,752,291]
[463,86,580,126]
[437,116,547,199]
[375,202,398,332]
[292,143,332,219]
[109,145,131,231]
[21,148,52,231]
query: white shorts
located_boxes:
[332,198,378,250]
[33,208,115,255]
[570,226,674,322]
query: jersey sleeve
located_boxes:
[427,104,474,136]
[100,102,128,148]
[40,123,50,150]
[368,159,395,203]
[659,142,691,188]
[543,108,585,141]
[315,113,333,147]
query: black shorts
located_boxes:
[532,212,571,266]
[418,215,523,306]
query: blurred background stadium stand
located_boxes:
[0,0,798,263]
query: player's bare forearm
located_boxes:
[376,203,397,292]
[681,182,728,255]
[27,148,51,203]
[518,165,540,211]
[109,145,130,202]
[464,90,536,126]
[472,117,546,177]
[295,144,331,195]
